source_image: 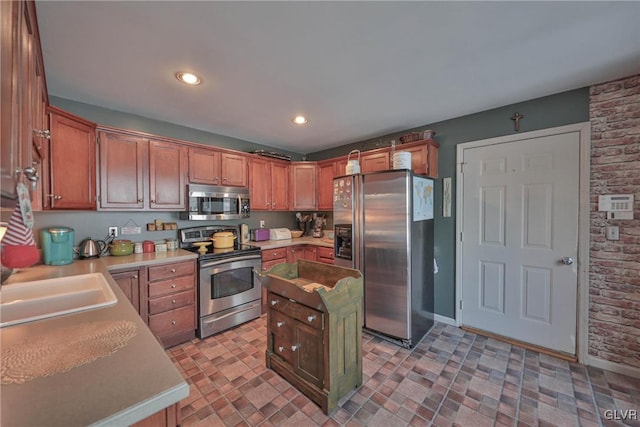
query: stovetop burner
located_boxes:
[180,225,261,261]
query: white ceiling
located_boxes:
[36,1,640,155]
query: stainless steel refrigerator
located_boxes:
[333,169,434,348]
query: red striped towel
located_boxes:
[1,204,39,268]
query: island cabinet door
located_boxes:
[110,268,143,314]
[293,320,324,389]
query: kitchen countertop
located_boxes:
[0,249,197,427]
[249,236,334,250]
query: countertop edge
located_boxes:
[91,382,189,427]
[250,237,334,250]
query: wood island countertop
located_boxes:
[0,250,197,427]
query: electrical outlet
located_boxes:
[259,220,265,228]
[108,226,118,237]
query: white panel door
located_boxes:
[460,131,580,354]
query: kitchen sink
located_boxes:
[0,273,118,328]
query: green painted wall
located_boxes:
[308,88,590,319]
[49,96,304,159]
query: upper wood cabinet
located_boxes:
[249,157,289,210]
[317,161,337,211]
[188,147,247,187]
[360,151,389,174]
[98,130,146,209]
[98,129,187,211]
[290,162,318,210]
[188,147,220,185]
[220,152,248,187]
[46,107,96,210]
[1,0,49,204]
[148,139,187,210]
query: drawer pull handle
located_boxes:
[276,321,285,327]
[291,345,298,351]
[278,346,285,352]
[170,268,176,273]
[307,315,316,322]
[171,284,176,288]
[171,320,177,325]
[271,300,278,306]
[172,299,177,304]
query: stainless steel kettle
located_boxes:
[79,238,106,259]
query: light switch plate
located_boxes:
[606,226,619,241]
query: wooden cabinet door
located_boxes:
[286,245,305,263]
[188,147,220,185]
[360,152,389,173]
[220,152,247,187]
[317,161,335,211]
[98,130,146,209]
[304,246,317,261]
[293,320,324,388]
[111,268,142,314]
[48,108,96,209]
[271,161,289,210]
[399,144,427,175]
[249,157,271,210]
[291,163,317,210]
[149,140,186,210]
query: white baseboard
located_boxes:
[434,314,457,326]
[586,355,640,379]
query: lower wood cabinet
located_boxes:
[110,267,145,314]
[111,260,196,349]
[316,247,334,264]
[131,403,180,427]
[146,260,197,348]
[261,247,288,313]
[262,260,363,414]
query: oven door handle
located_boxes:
[201,301,261,324]
[199,254,261,269]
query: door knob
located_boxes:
[561,257,574,265]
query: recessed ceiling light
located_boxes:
[175,72,201,85]
[292,115,308,125]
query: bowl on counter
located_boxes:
[109,240,134,256]
[290,230,304,238]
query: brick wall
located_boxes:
[589,74,640,367]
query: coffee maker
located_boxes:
[41,227,74,265]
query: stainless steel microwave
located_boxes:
[181,184,250,220]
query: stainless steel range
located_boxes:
[180,225,262,339]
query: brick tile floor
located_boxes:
[167,316,640,426]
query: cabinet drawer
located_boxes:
[268,293,323,330]
[316,247,334,259]
[149,290,195,315]
[148,275,194,298]
[148,261,195,281]
[262,248,287,262]
[149,305,195,338]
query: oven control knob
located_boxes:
[276,321,285,327]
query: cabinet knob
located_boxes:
[171,284,176,288]
[137,198,143,203]
[276,321,285,327]
[278,346,285,353]
[291,345,298,352]
[272,202,275,208]
[150,199,155,203]
[133,275,138,279]
[307,315,316,322]
[271,300,278,306]
[171,320,177,325]
[171,268,176,273]
[215,177,219,181]
[223,177,227,182]
[172,299,176,304]
[47,194,62,200]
